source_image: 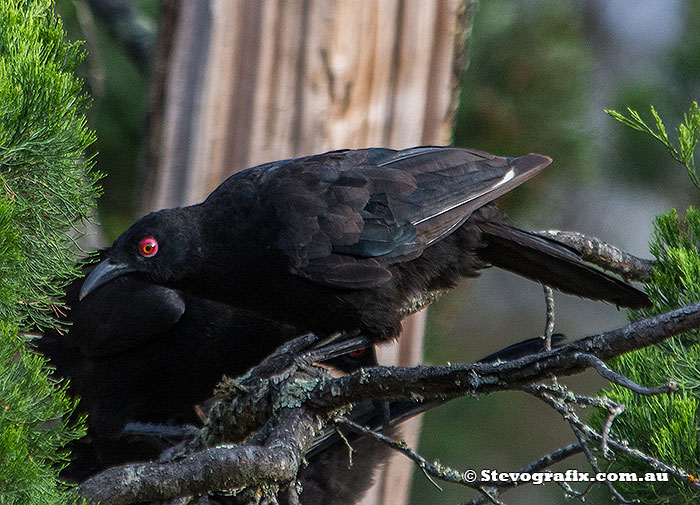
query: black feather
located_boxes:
[82,146,651,343]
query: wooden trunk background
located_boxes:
[144,1,472,503]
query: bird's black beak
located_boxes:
[79,259,137,300]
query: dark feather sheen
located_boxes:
[86,146,651,343]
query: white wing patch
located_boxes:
[412,167,516,226]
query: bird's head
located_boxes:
[80,207,202,300]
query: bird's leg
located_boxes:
[307,332,392,426]
[235,333,320,386]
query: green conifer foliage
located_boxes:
[592,106,700,504]
[1,323,85,504]
[0,0,100,330]
[0,0,99,503]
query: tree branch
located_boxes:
[77,302,700,504]
[78,408,317,505]
[536,230,655,282]
[308,302,700,411]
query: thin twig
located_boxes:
[527,385,700,492]
[543,285,555,350]
[574,353,677,396]
[473,489,506,505]
[461,443,584,505]
[543,285,559,388]
[600,403,626,458]
[333,416,468,487]
[422,468,445,492]
[531,388,635,503]
[532,384,628,460]
[334,427,354,467]
[336,409,589,505]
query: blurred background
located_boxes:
[55,0,699,503]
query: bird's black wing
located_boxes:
[248,147,550,290]
[65,273,186,358]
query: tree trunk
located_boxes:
[143,1,473,503]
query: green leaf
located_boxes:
[0,1,97,502]
[606,103,700,188]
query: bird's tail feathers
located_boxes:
[477,222,651,309]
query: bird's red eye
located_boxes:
[350,348,366,357]
[139,237,158,257]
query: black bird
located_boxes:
[80,147,650,344]
[38,268,376,479]
[40,266,562,484]
[39,272,297,436]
